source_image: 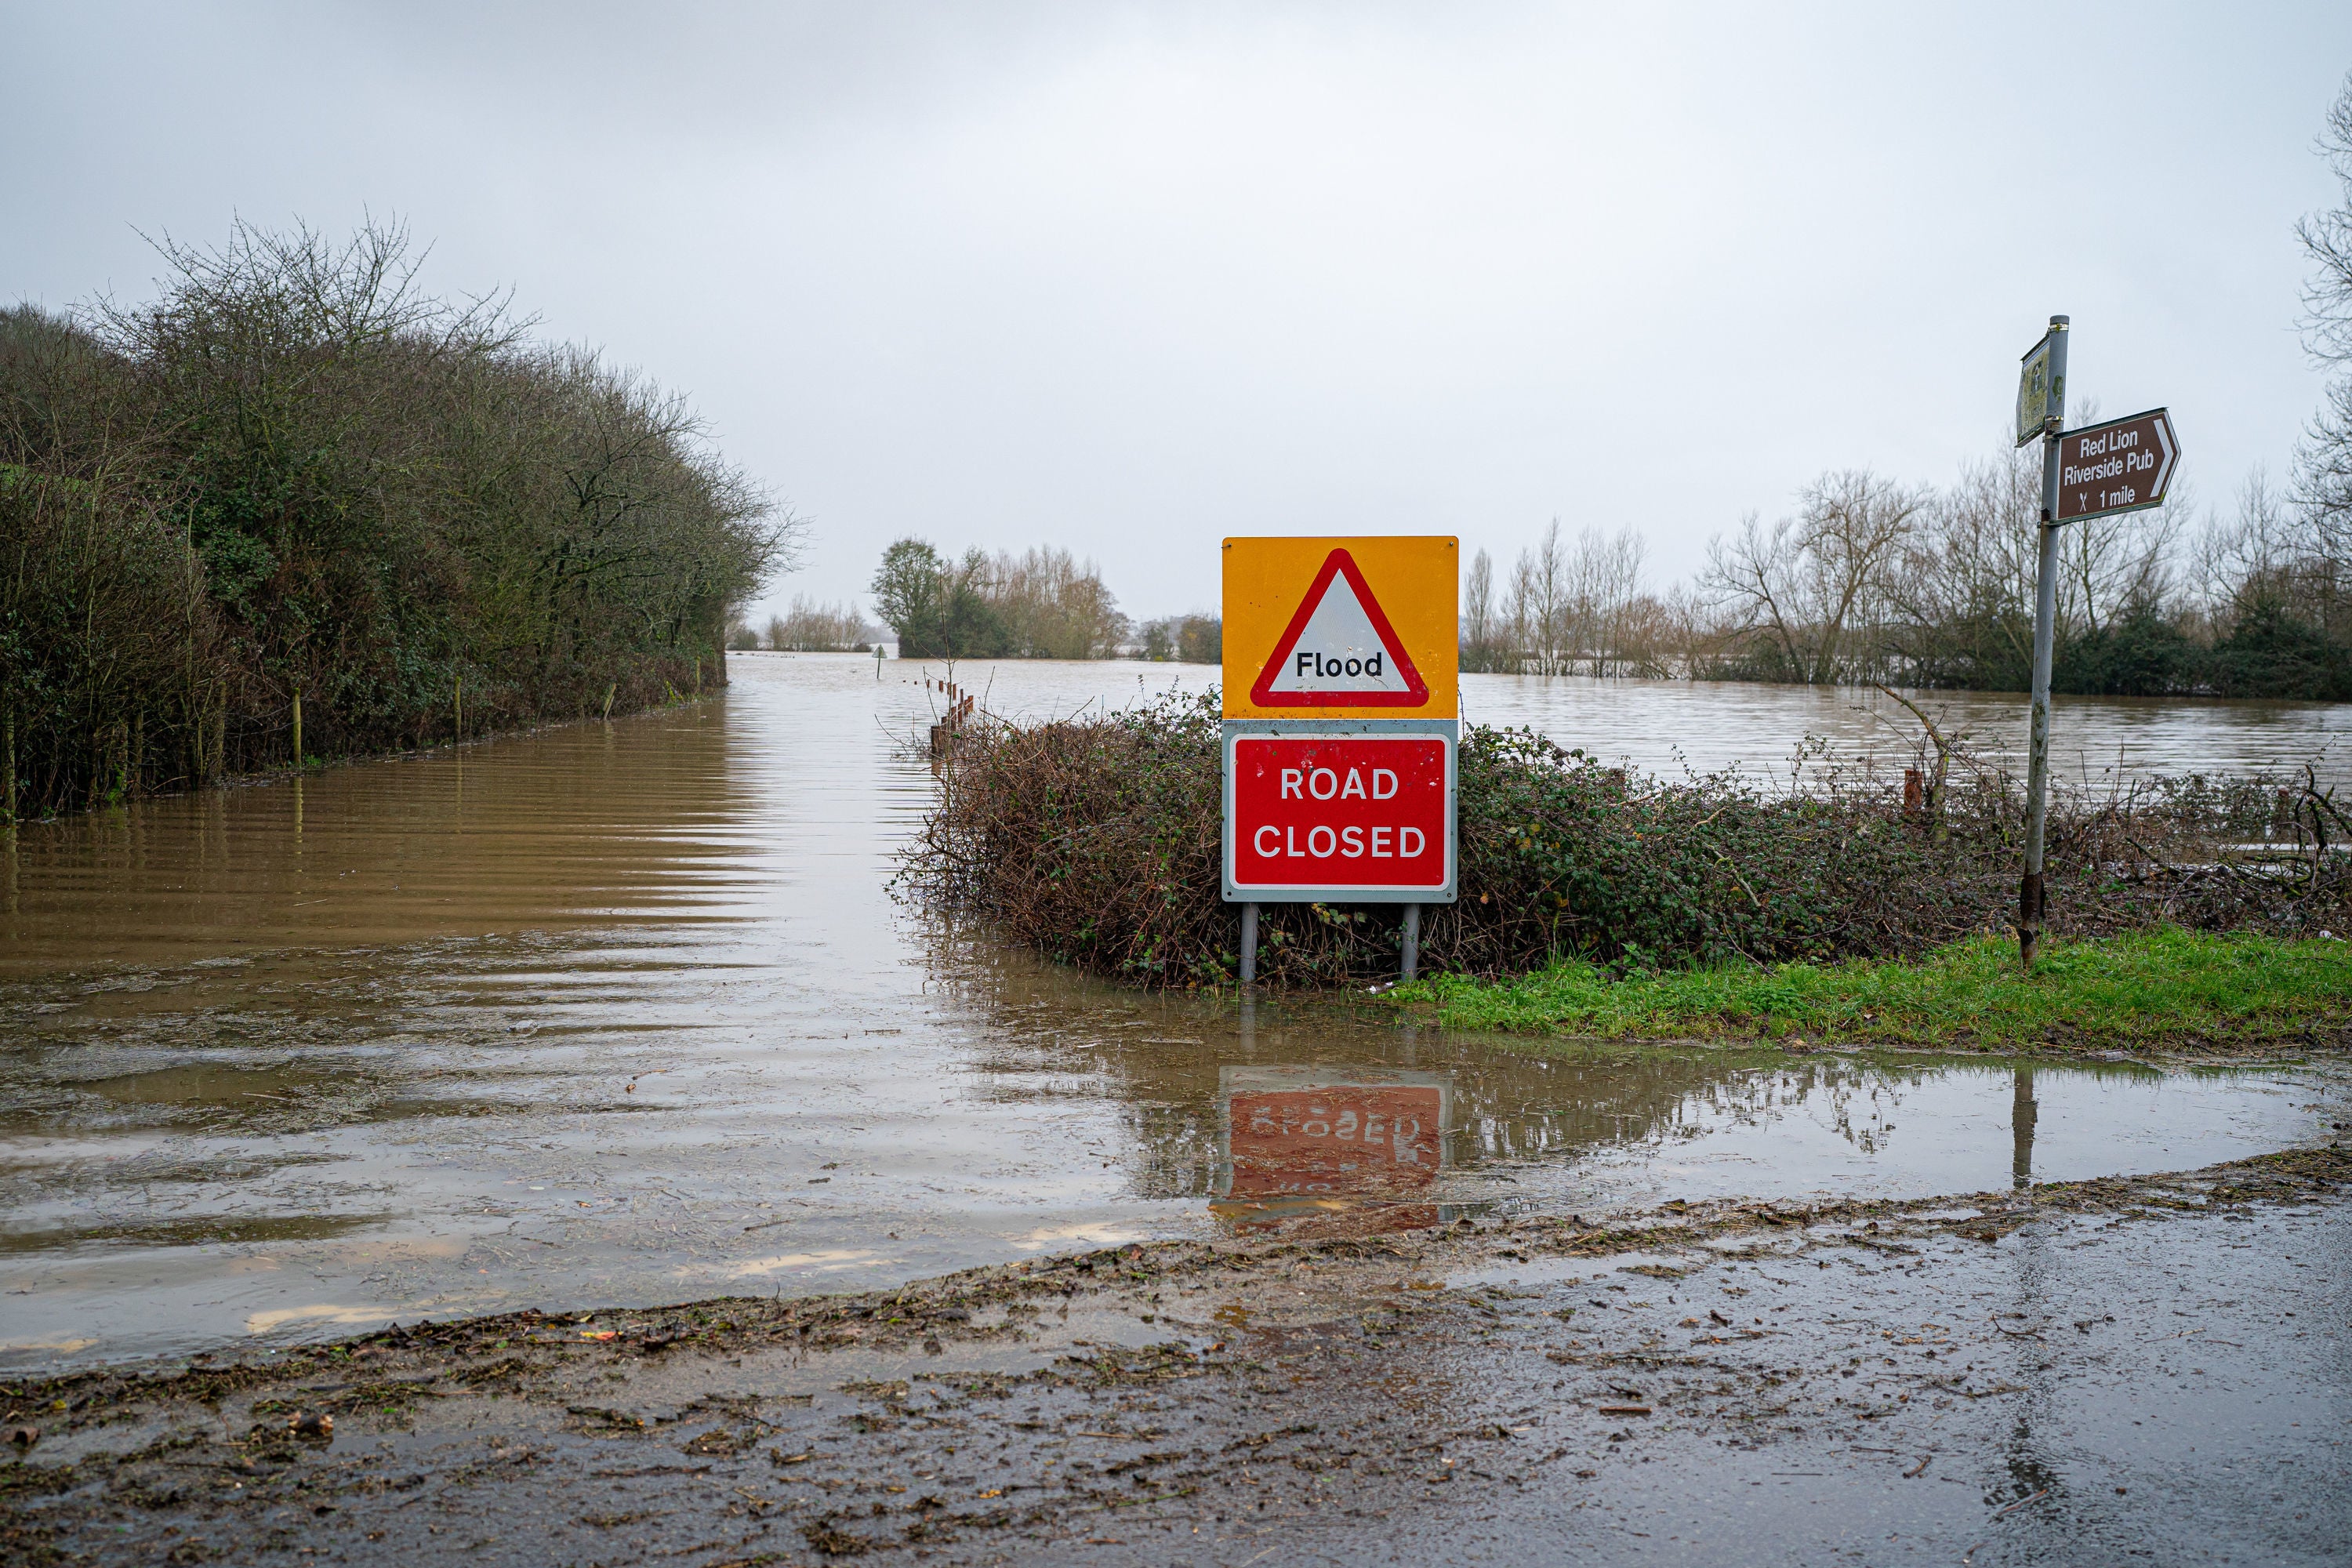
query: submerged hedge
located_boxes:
[902,693,2352,988]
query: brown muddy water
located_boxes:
[2,655,2347,1370]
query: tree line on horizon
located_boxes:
[848,443,2339,697]
[1465,74,2352,700]
[1,220,791,821]
[859,74,2352,700]
[844,535,1218,663]
[866,538,1131,659]
[1457,449,2347,699]
[837,76,2352,696]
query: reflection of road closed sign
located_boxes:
[1214,1067,1453,1232]
[1227,1082,1443,1196]
[1223,726,1455,902]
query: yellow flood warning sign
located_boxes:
[1221,536,1457,720]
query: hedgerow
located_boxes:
[901,691,2352,988]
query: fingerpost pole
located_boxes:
[2020,314,2070,970]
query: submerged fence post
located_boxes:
[2020,314,2070,971]
[1239,902,1258,985]
[1400,902,1421,983]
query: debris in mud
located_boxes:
[0,1142,2343,1566]
[803,1519,885,1555]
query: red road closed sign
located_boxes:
[1222,726,1456,902]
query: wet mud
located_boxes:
[6,1144,2345,1566]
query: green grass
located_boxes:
[1392,928,2352,1051]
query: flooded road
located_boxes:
[2,656,2347,1369]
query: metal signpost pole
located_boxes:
[1240,902,1258,985]
[2020,315,2069,969]
[1400,903,1420,982]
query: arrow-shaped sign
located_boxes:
[2055,408,2179,524]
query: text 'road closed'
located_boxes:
[1227,734,1450,893]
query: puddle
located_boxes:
[1,655,2344,1369]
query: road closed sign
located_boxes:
[1222,724,1456,902]
[1223,537,1457,720]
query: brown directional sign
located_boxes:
[2056,408,2179,523]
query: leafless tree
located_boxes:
[1460,546,1504,671]
[984,546,1129,659]
[768,597,876,650]
[1565,524,1646,676]
[1702,469,1928,683]
[1504,519,1569,674]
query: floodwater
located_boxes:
[1,655,2346,1369]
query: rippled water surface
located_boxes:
[2,656,2345,1367]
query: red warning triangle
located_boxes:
[1250,549,1430,708]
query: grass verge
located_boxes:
[1391,927,2352,1051]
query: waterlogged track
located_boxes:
[0,658,2347,1372]
[4,1149,2347,1566]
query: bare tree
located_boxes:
[1702,469,1927,683]
[1564,524,1646,675]
[1460,546,1501,671]
[985,546,1129,659]
[1883,444,2039,686]
[2297,69,2352,532]
[768,597,876,651]
[1504,520,1570,674]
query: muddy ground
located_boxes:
[4,1145,2347,1567]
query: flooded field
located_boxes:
[2,656,2347,1370]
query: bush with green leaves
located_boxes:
[902,694,2348,987]
[1,220,791,818]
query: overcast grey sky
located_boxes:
[7,2,2350,626]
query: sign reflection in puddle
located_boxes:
[1213,1065,1456,1237]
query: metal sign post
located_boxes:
[2015,321,2180,968]
[2019,316,2069,969]
[1222,537,1460,985]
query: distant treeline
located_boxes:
[869,539,1129,659]
[743,595,878,652]
[1,220,790,821]
[1462,77,2352,700]
[1457,459,2352,699]
[1138,613,1220,665]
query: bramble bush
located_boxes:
[902,692,2352,987]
